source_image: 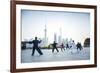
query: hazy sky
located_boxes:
[21,10,90,44]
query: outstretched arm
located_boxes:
[28,41,32,44]
[38,38,42,43]
[38,40,42,43]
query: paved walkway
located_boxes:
[21,47,90,63]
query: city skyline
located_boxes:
[21,10,90,45]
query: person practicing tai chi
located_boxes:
[52,41,59,53]
[31,37,43,56]
[60,43,65,51]
[70,40,77,54]
[76,42,83,51]
[66,43,69,49]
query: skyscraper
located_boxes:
[54,33,57,43]
[58,27,62,45]
[43,24,48,47]
[44,24,47,40]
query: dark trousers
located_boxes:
[77,47,83,51]
[32,47,43,56]
[61,47,65,51]
[52,47,59,53]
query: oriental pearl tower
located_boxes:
[44,24,48,47]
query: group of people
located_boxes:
[52,40,83,53]
[29,37,83,56]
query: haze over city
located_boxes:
[21,10,90,45]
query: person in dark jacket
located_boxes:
[31,37,43,56]
[76,42,83,51]
[52,41,59,53]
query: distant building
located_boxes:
[21,41,33,49]
[58,27,62,46]
[40,24,49,47]
[21,41,26,49]
[84,38,90,47]
[40,38,48,47]
[54,33,57,43]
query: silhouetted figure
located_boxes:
[31,37,43,56]
[76,42,83,51]
[68,39,73,49]
[66,43,69,49]
[60,43,65,51]
[52,41,59,53]
[70,40,77,54]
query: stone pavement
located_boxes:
[21,47,90,63]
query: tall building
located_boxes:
[43,24,48,47]
[54,33,57,43]
[58,27,62,45]
[58,35,61,45]
[44,24,47,41]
